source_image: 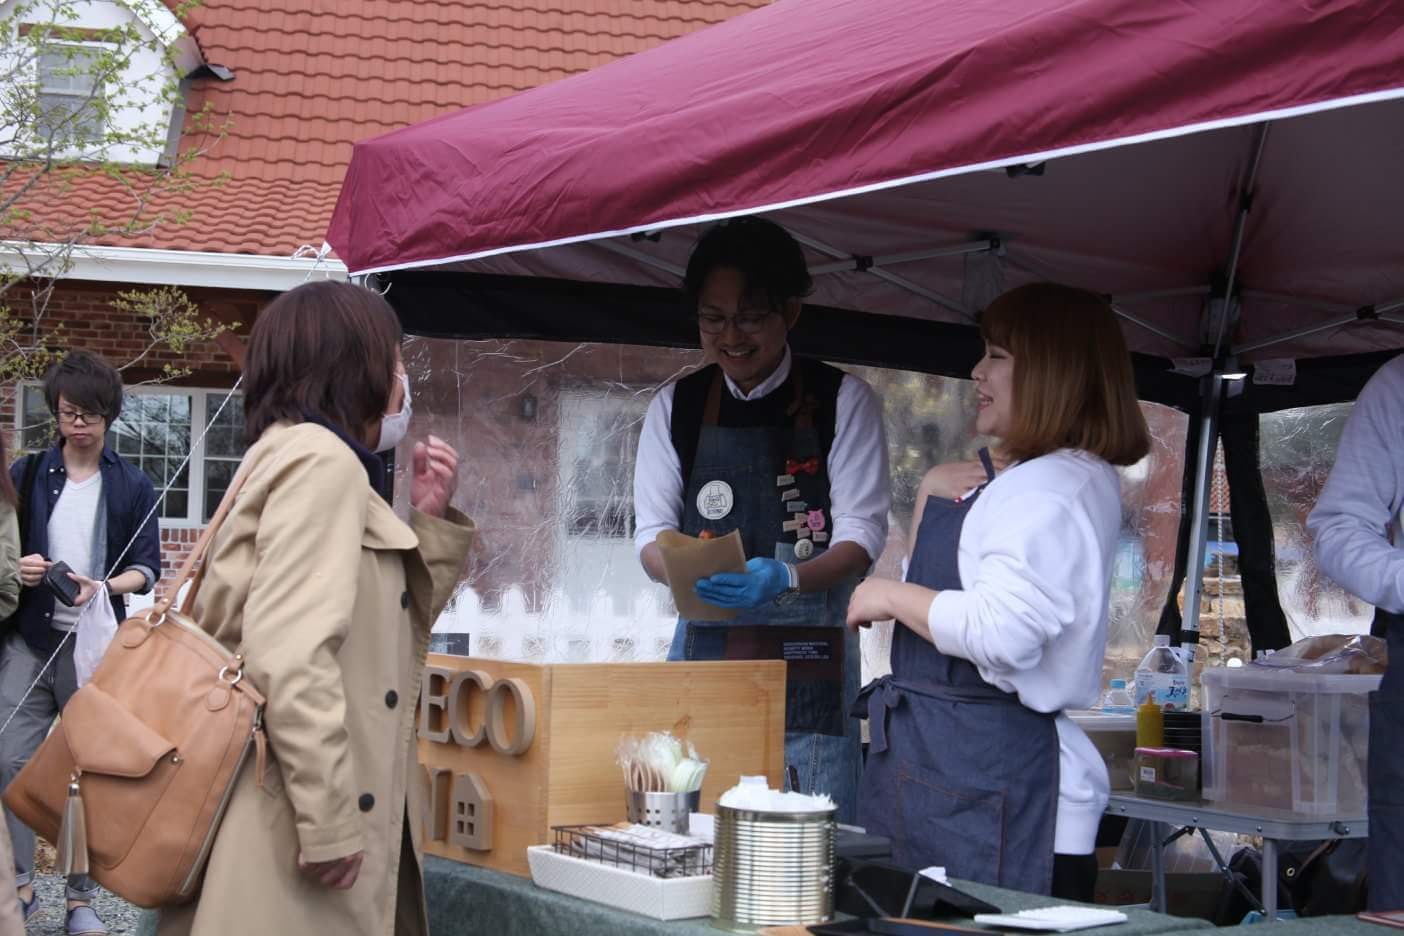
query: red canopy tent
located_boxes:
[327,0,1404,646]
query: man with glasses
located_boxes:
[634,217,890,822]
[1,350,160,935]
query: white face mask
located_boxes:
[375,372,412,453]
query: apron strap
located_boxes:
[787,360,815,430]
[977,447,998,481]
[702,369,725,427]
[852,677,902,754]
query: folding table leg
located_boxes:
[1149,821,1168,914]
[1262,839,1279,922]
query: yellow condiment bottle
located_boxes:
[1137,699,1164,748]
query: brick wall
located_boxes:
[3,279,268,598]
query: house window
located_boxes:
[19,385,244,526]
[36,43,107,144]
[558,391,647,538]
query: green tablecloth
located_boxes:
[1217,917,1384,934]
[420,858,1216,935]
[133,857,1218,935]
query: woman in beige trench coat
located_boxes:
[157,281,474,936]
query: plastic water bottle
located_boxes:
[1101,679,1135,714]
[1133,635,1190,711]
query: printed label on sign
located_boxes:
[1140,766,1157,783]
[1253,359,1297,386]
[783,640,830,662]
[697,481,734,520]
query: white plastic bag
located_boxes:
[73,584,119,688]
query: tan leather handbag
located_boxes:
[2,463,264,908]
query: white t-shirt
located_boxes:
[47,473,102,632]
[923,449,1122,855]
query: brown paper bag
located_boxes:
[656,529,746,621]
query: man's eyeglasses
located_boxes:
[57,408,101,426]
[697,310,777,335]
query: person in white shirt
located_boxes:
[847,283,1149,899]
[1307,353,1404,911]
[633,217,890,823]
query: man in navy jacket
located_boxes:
[1,350,160,933]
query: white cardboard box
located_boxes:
[526,845,713,921]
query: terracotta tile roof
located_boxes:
[15,0,766,258]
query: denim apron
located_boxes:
[853,450,1059,893]
[1369,616,1404,910]
[666,367,862,824]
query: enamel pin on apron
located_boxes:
[776,474,796,487]
[794,538,815,559]
[807,510,826,532]
[697,480,734,521]
[781,489,800,502]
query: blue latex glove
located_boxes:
[695,557,792,609]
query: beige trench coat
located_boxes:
[157,423,473,936]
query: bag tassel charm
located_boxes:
[57,771,89,876]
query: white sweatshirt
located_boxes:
[1308,354,1404,613]
[924,449,1120,854]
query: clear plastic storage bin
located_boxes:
[1069,711,1137,792]
[1201,667,1380,815]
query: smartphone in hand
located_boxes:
[43,560,82,607]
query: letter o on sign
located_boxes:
[486,677,536,756]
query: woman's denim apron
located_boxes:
[666,367,862,824]
[853,450,1060,893]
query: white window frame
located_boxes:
[34,38,113,147]
[17,382,242,529]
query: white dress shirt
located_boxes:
[634,347,891,565]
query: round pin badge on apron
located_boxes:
[794,538,814,560]
[696,480,734,520]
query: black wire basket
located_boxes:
[551,824,713,879]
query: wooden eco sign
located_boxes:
[417,666,537,852]
[416,655,787,877]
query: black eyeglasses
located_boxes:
[697,310,777,335]
[57,408,101,426]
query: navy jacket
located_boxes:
[8,443,161,655]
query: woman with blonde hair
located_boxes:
[849,283,1149,900]
[156,280,474,936]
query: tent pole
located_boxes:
[1213,123,1272,357]
[596,240,686,277]
[1234,314,1363,354]
[808,238,995,275]
[789,231,970,317]
[1110,302,1195,349]
[1114,285,1210,303]
[1181,374,1225,636]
